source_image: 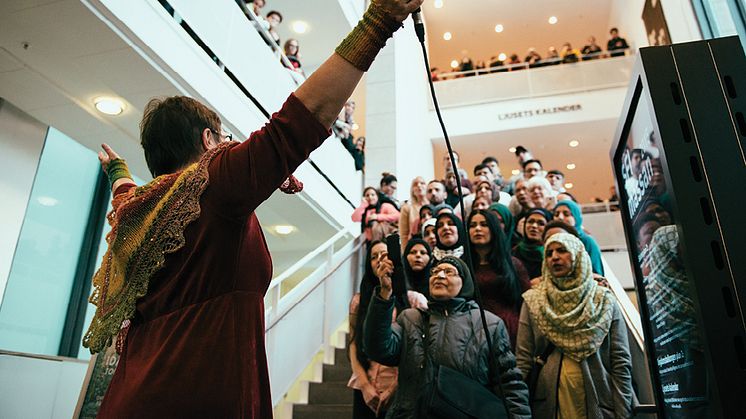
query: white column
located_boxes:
[365,22,435,201]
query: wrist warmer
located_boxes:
[107,158,132,189]
[335,1,401,71]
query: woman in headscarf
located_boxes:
[432,212,468,262]
[347,241,398,418]
[421,218,437,250]
[467,210,531,348]
[512,208,552,279]
[553,200,605,275]
[489,202,518,246]
[352,186,400,242]
[516,233,633,419]
[365,256,531,418]
[402,237,433,299]
[399,176,429,250]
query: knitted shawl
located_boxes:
[82,143,232,354]
[522,233,615,362]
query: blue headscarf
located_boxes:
[553,200,605,275]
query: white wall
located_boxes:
[609,0,702,51]
[0,100,47,304]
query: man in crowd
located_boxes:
[608,27,630,57]
[546,169,566,193]
[481,155,504,186]
[427,179,448,206]
[522,159,544,179]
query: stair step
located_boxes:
[308,381,353,405]
[323,362,352,383]
[334,346,348,363]
[293,404,352,419]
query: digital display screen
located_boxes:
[616,89,709,418]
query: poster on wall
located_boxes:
[616,92,709,418]
[642,0,672,46]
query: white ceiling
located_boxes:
[432,118,619,203]
[0,0,344,271]
[423,0,615,71]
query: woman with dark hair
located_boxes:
[433,212,468,262]
[352,186,400,241]
[348,241,398,418]
[516,233,632,419]
[553,200,605,275]
[468,210,531,347]
[542,220,580,241]
[365,256,531,418]
[512,208,552,279]
[402,237,433,299]
[379,172,400,210]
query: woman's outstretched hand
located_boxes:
[98,143,120,173]
[375,251,394,300]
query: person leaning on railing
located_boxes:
[84,0,424,417]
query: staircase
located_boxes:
[292,346,354,419]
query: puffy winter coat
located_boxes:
[364,292,531,419]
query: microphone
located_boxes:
[412,8,425,43]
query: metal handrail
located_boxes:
[235,1,302,81]
[436,49,633,80]
[581,201,621,214]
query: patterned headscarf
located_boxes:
[522,233,615,361]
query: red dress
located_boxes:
[474,257,531,349]
[97,94,329,418]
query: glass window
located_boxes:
[0,128,100,356]
[695,0,746,44]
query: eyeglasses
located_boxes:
[430,267,459,277]
[210,129,233,142]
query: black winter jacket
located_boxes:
[364,291,531,418]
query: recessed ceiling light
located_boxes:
[434,0,444,8]
[548,16,558,25]
[443,32,452,41]
[509,147,517,153]
[494,24,504,33]
[272,225,297,236]
[498,53,507,61]
[291,21,309,34]
[352,123,359,131]
[566,163,576,170]
[564,182,574,189]
[569,140,579,147]
[450,59,459,68]
[511,169,520,175]
[37,196,58,206]
[94,97,125,116]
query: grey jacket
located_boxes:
[364,292,531,419]
[515,302,633,419]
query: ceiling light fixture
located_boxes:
[564,182,574,189]
[566,163,576,170]
[511,169,520,175]
[272,225,297,236]
[94,97,125,116]
[569,140,579,147]
[509,147,516,153]
[498,53,507,61]
[291,21,309,34]
[352,123,359,131]
[548,16,558,25]
[443,32,452,41]
[434,0,444,8]
[494,24,504,33]
[450,59,459,68]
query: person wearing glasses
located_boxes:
[85,0,425,417]
[364,255,531,418]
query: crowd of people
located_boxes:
[348,145,635,418]
[433,27,631,80]
[241,0,306,75]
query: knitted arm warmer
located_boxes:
[106,158,133,189]
[335,1,402,71]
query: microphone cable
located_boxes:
[412,11,513,418]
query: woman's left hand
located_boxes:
[98,143,120,173]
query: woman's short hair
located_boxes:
[140,96,221,177]
[526,176,553,195]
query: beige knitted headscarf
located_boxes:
[523,233,615,361]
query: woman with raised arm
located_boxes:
[87,0,424,416]
[365,255,531,418]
